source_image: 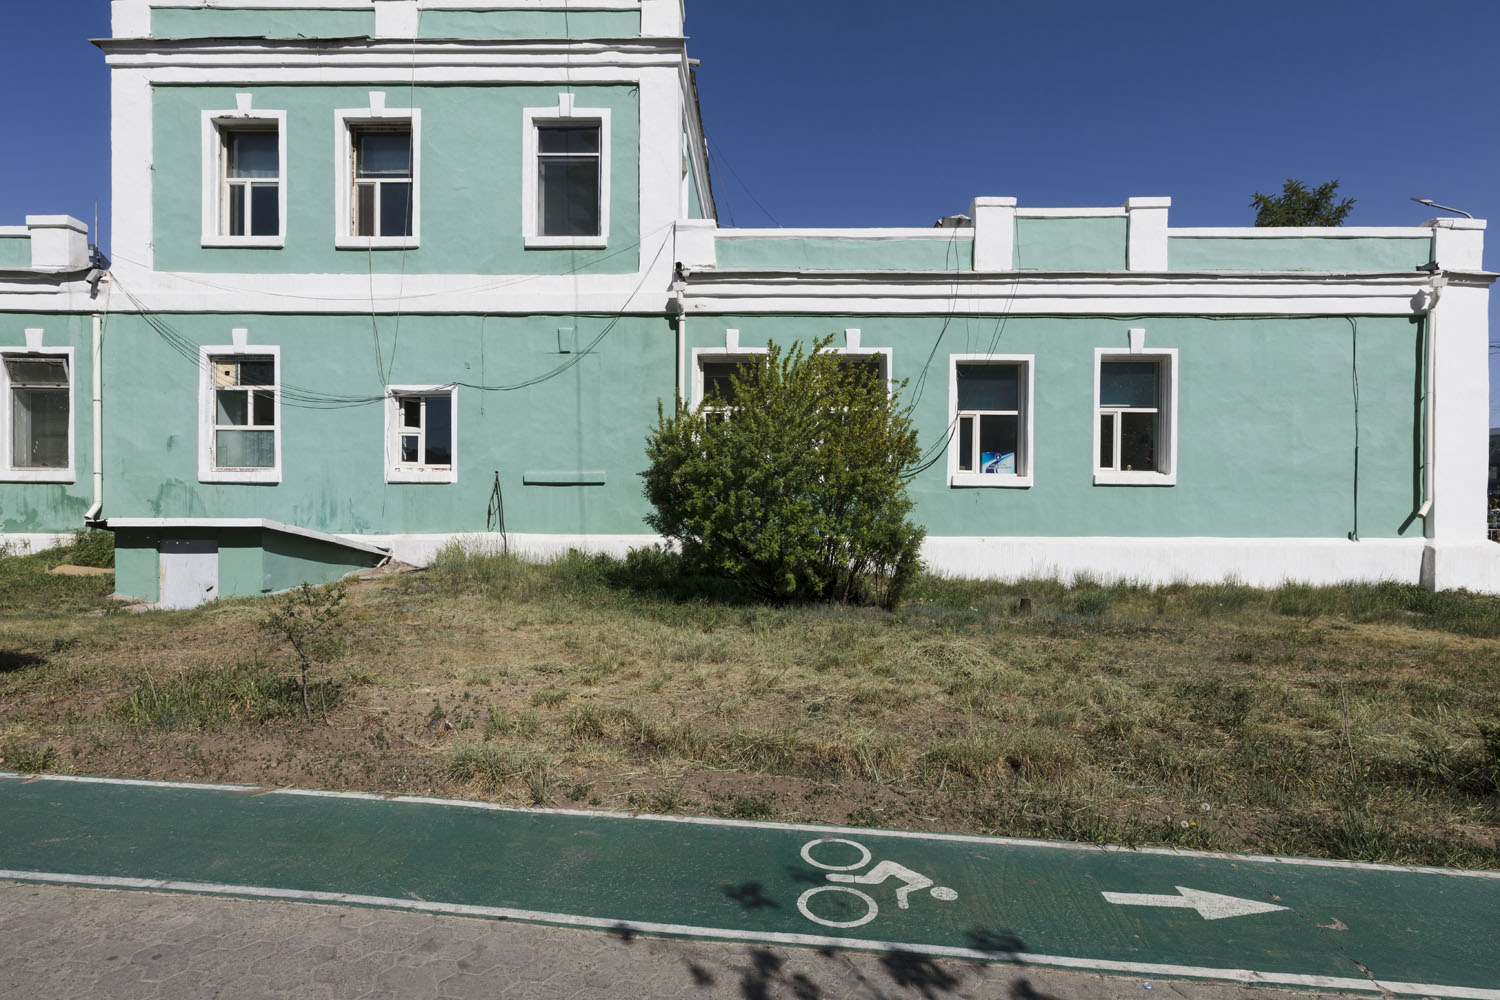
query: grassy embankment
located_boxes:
[2,533,1497,867]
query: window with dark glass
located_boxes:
[6,357,69,470]
[222,128,280,237]
[1098,360,1160,473]
[212,356,276,469]
[955,363,1022,476]
[537,123,601,238]
[352,127,413,238]
[394,392,452,469]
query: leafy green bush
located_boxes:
[642,338,924,608]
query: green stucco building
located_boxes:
[0,0,1495,607]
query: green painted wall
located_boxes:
[0,313,94,533]
[716,238,972,272]
[112,532,159,603]
[691,314,1423,540]
[151,8,375,39]
[102,312,672,538]
[0,236,30,269]
[1015,217,1127,271]
[1169,236,1433,272]
[151,84,641,275]
[262,530,380,592]
[419,10,640,39]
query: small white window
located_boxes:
[523,98,611,249]
[335,104,421,249]
[948,355,1033,488]
[201,108,287,248]
[1,350,74,483]
[1094,349,1177,486]
[199,345,281,484]
[385,386,457,484]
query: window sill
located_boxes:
[201,469,281,485]
[387,468,456,484]
[0,468,75,484]
[950,473,1032,489]
[1093,470,1176,487]
[202,236,284,249]
[337,235,420,251]
[525,235,608,250]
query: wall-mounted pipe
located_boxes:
[84,310,104,524]
[1417,277,1445,524]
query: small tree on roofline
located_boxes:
[1251,178,1355,227]
[641,336,925,608]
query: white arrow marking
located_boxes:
[1102,886,1289,921]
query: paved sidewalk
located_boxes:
[0,881,1352,1000]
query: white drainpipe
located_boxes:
[85,311,103,524]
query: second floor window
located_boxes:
[537,123,601,238]
[352,128,413,238]
[222,128,280,238]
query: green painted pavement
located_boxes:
[1,774,1496,997]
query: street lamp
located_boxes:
[1411,197,1474,219]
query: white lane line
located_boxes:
[4,771,1499,880]
[1,869,1495,1000]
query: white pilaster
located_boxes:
[373,1,420,40]
[111,69,155,276]
[641,0,685,37]
[971,197,1016,272]
[111,0,150,38]
[638,64,683,291]
[1126,197,1170,271]
[26,216,89,270]
[1422,218,1499,589]
[673,220,717,269]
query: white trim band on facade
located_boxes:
[104,517,391,559]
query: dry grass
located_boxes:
[1,539,1497,867]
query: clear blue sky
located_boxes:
[2,0,1496,422]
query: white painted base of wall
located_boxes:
[0,533,75,557]
[922,536,1437,590]
[355,532,1500,594]
[363,533,662,567]
[1422,541,1500,593]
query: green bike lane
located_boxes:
[2,773,1496,998]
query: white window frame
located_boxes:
[334,104,421,250]
[384,384,458,484]
[201,108,288,248]
[947,354,1033,488]
[522,96,611,249]
[198,344,282,484]
[1093,347,1178,486]
[689,345,894,410]
[0,346,75,483]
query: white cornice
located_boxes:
[718,228,969,242]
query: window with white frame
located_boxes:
[336,103,420,248]
[948,356,1033,488]
[199,346,281,484]
[1094,350,1177,485]
[1,351,73,482]
[385,386,457,483]
[523,98,611,248]
[201,108,287,247]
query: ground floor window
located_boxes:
[386,386,457,483]
[2,352,72,480]
[949,355,1032,488]
[1094,349,1176,486]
